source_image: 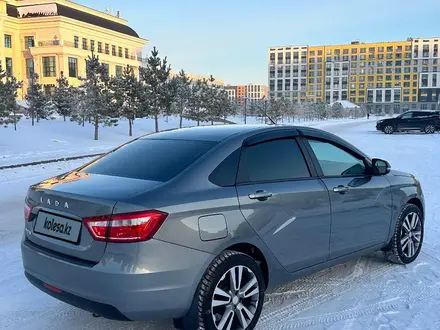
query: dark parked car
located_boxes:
[21,124,424,330]
[376,110,440,134]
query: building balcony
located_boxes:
[22,40,142,62]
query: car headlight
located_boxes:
[377,120,383,124]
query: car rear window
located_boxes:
[81,139,217,182]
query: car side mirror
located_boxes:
[372,158,391,175]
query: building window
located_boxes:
[115,65,123,77]
[125,48,129,59]
[42,56,56,77]
[112,45,116,56]
[5,57,13,75]
[421,103,428,110]
[100,63,109,74]
[98,42,102,53]
[421,74,428,87]
[24,36,34,49]
[4,34,12,48]
[90,40,95,52]
[68,57,78,78]
[43,84,55,96]
[26,59,34,78]
[74,36,79,48]
[82,38,87,50]
[105,43,110,55]
[118,47,123,57]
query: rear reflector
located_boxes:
[43,283,62,293]
[83,210,168,243]
[24,200,33,221]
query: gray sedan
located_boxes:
[21,124,424,330]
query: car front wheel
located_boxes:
[424,124,435,134]
[383,125,394,134]
[384,204,424,264]
[176,250,265,330]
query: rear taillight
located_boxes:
[83,210,168,243]
[24,200,33,221]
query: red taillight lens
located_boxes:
[83,210,168,243]
[24,200,33,221]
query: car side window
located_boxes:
[306,139,366,177]
[239,138,310,183]
[401,112,413,119]
[209,148,241,187]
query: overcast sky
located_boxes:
[79,0,440,86]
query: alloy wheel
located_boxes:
[211,265,260,330]
[400,212,422,258]
[384,125,393,134]
[425,125,435,134]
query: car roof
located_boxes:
[141,124,291,142]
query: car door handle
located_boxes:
[333,185,349,194]
[248,190,273,201]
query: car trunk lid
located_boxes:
[25,171,163,263]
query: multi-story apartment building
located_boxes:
[268,37,440,113]
[225,85,236,101]
[224,84,268,104]
[246,84,268,101]
[1,0,147,99]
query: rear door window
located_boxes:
[81,139,217,182]
[237,138,310,183]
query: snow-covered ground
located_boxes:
[2,118,440,329]
[0,115,368,167]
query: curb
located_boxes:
[0,153,104,170]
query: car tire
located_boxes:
[383,125,394,134]
[384,204,424,265]
[175,250,265,330]
[424,124,435,134]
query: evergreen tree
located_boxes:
[187,79,205,125]
[78,52,117,140]
[0,69,23,130]
[70,87,88,127]
[53,71,74,121]
[139,46,172,132]
[110,65,141,136]
[171,70,192,128]
[25,73,48,126]
[331,102,344,119]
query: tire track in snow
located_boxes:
[258,256,395,327]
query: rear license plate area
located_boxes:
[33,211,82,244]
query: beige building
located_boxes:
[1,0,147,99]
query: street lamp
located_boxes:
[244,97,248,124]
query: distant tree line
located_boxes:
[0,46,365,140]
[0,47,233,140]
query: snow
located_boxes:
[0,116,224,167]
[2,118,440,329]
[0,115,369,167]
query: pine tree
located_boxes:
[331,102,344,119]
[25,73,48,126]
[110,65,141,136]
[139,46,172,132]
[52,71,74,121]
[187,79,205,125]
[78,52,117,140]
[70,87,88,127]
[171,69,192,128]
[0,69,23,130]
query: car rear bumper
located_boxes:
[21,236,215,321]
